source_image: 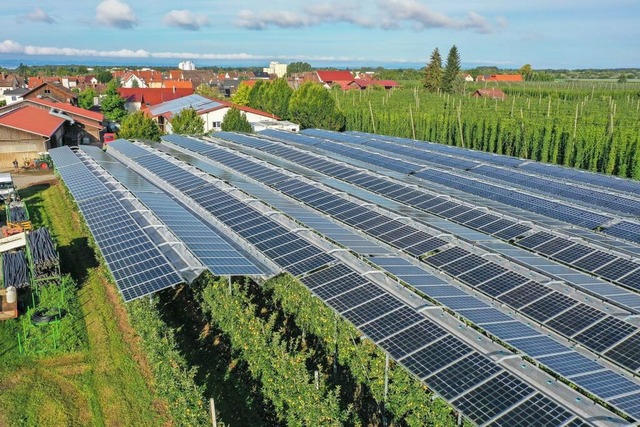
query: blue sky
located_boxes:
[1,0,638,69]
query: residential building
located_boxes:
[179,61,196,71]
[143,94,277,134]
[0,105,66,167]
[472,88,506,100]
[476,74,523,82]
[118,88,194,112]
[0,74,21,96]
[2,88,29,105]
[316,70,354,87]
[263,62,288,78]
[22,82,78,105]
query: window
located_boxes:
[213,121,221,128]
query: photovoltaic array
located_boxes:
[49,146,184,301]
[164,132,640,422]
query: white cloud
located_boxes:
[163,10,210,31]
[236,10,311,29]
[236,0,501,33]
[22,8,56,24]
[96,0,138,29]
[0,40,23,53]
[0,39,372,62]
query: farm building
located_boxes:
[0,105,65,167]
[472,88,507,100]
[22,82,78,105]
[18,99,103,143]
[143,94,277,133]
[476,74,523,82]
[118,87,194,112]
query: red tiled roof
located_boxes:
[118,88,194,106]
[484,74,523,82]
[472,89,506,99]
[29,98,104,122]
[316,70,354,83]
[163,80,193,89]
[0,105,65,137]
[169,70,182,79]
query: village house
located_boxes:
[472,88,507,100]
[22,82,78,105]
[143,94,277,134]
[118,87,194,112]
[476,74,523,82]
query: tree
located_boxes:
[101,80,127,123]
[442,45,461,93]
[118,111,162,141]
[288,81,346,131]
[424,47,443,92]
[221,108,253,133]
[195,83,219,98]
[170,107,205,135]
[78,87,97,110]
[518,64,534,81]
[265,78,293,119]
[618,73,628,83]
[96,70,113,84]
[248,80,268,111]
[287,61,312,75]
[231,82,251,106]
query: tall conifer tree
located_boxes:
[424,47,443,92]
[442,45,461,93]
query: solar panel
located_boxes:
[498,282,552,308]
[520,292,577,322]
[341,293,404,327]
[378,320,447,359]
[491,393,575,427]
[401,335,473,379]
[457,263,509,286]
[452,372,535,425]
[425,352,502,400]
[571,370,640,399]
[50,147,184,302]
[574,317,637,353]
[424,247,471,267]
[506,335,572,358]
[604,333,640,371]
[135,192,264,275]
[536,352,604,378]
[359,306,425,342]
[477,271,529,297]
[482,321,540,340]
[545,304,607,337]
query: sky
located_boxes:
[0,0,638,69]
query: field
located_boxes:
[337,81,640,179]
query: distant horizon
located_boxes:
[1,54,638,73]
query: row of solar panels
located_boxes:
[304,129,640,217]
[288,129,640,248]
[344,130,640,197]
[256,130,640,302]
[109,138,600,426]
[162,134,640,420]
[311,129,640,247]
[212,133,640,338]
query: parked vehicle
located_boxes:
[0,173,16,203]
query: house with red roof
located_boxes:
[0,74,22,96]
[0,98,105,143]
[23,82,78,105]
[476,74,523,82]
[316,70,354,86]
[118,87,194,112]
[0,105,66,167]
[143,94,277,133]
[472,88,506,100]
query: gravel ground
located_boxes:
[7,170,57,190]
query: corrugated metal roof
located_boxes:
[147,94,222,117]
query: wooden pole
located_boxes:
[457,106,465,148]
[409,106,416,140]
[210,398,217,427]
[369,101,376,134]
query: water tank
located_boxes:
[5,286,16,304]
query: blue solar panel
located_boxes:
[50,146,184,302]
